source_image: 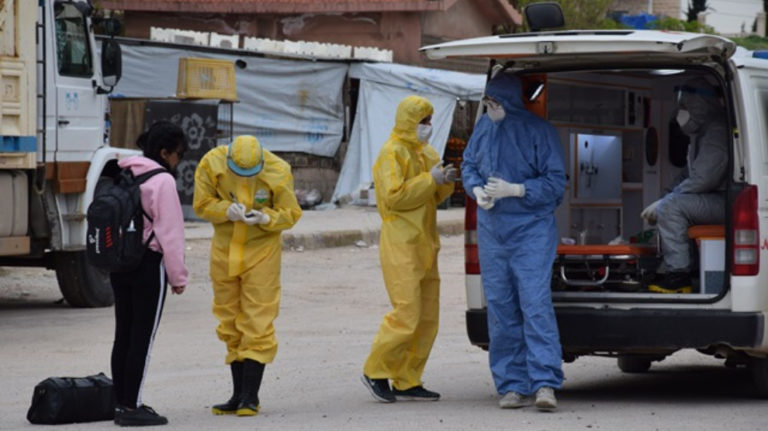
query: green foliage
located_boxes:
[515,0,617,31]
[513,0,765,51]
[649,16,716,33]
[730,35,768,50]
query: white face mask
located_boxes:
[487,104,506,122]
[676,108,691,128]
[417,124,433,142]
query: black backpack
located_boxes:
[86,167,167,272]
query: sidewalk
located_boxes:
[184,206,465,250]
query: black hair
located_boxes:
[136,121,188,173]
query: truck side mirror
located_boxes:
[103,18,122,37]
[524,2,565,32]
[100,38,122,90]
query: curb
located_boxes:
[281,220,465,251]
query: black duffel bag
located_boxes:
[27,373,115,424]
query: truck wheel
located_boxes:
[54,251,114,307]
[750,357,768,398]
[617,355,652,373]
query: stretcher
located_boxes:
[555,244,657,290]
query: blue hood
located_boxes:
[485,73,526,115]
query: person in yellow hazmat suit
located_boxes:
[193,135,301,417]
[361,95,457,403]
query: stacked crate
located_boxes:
[444,137,466,207]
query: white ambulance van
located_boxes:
[422,17,768,396]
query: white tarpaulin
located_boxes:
[110,44,348,156]
[332,62,486,202]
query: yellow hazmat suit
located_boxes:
[193,136,301,364]
[363,96,454,390]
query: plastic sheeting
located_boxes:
[332,62,486,202]
[110,44,347,157]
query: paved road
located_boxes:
[1,235,767,430]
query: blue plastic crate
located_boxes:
[620,13,658,30]
[0,135,37,152]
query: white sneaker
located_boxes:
[498,391,533,409]
[534,387,557,411]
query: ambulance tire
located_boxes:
[617,355,652,373]
[55,251,114,308]
[749,357,768,398]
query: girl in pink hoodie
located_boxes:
[110,121,189,427]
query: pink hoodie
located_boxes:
[118,156,189,287]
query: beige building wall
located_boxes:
[653,0,682,18]
[611,0,681,18]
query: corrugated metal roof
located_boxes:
[100,0,522,27]
[100,0,455,14]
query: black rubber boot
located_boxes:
[211,361,243,415]
[236,359,265,416]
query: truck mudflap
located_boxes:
[466,307,763,351]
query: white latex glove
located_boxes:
[226,203,246,222]
[430,162,447,185]
[443,164,458,183]
[244,210,270,225]
[484,177,525,199]
[641,199,662,225]
[473,186,495,210]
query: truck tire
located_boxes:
[750,357,768,398]
[617,355,652,373]
[54,251,114,307]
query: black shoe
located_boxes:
[361,375,395,403]
[392,385,440,401]
[114,404,168,427]
[212,361,243,415]
[648,272,693,294]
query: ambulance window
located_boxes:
[54,2,93,77]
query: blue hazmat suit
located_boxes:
[462,73,566,396]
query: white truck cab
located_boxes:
[0,0,130,307]
[422,28,768,395]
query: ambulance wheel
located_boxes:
[54,251,114,307]
[617,355,652,373]
[749,357,768,398]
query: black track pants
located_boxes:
[110,250,167,408]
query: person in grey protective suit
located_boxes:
[641,76,728,293]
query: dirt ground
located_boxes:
[2,235,768,430]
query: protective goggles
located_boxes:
[674,84,717,103]
[482,96,501,110]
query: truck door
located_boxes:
[51,1,102,160]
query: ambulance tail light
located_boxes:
[732,185,759,276]
[465,196,480,275]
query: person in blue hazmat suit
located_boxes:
[193,135,302,417]
[462,72,566,411]
[641,76,728,293]
[361,95,457,403]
